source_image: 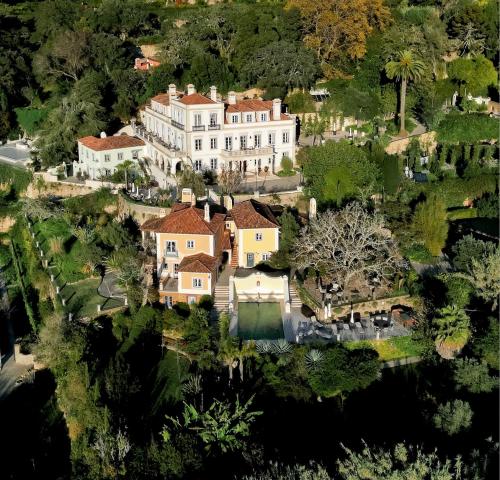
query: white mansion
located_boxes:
[134,84,297,176]
[74,133,145,180]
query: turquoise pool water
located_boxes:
[237,302,283,340]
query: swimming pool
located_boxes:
[237,302,283,340]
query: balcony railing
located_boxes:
[164,250,178,258]
[208,124,221,130]
[220,146,274,158]
[192,125,205,131]
[171,120,185,130]
[134,126,184,158]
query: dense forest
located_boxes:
[0,1,499,479]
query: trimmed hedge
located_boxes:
[436,113,499,144]
[447,208,478,221]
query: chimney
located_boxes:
[210,85,217,102]
[272,98,281,121]
[100,131,107,138]
[187,84,196,95]
[204,202,210,222]
[228,91,236,105]
[168,84,176,97]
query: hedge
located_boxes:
[436,113,499,144]
[447,208,478,220]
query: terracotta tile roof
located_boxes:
[230,199,279,229]
[78,135,144,152]
[178,253,218,274]
[178,93,216,106]
[226,99,273,113]
[151,93,171,106]
[140,203,225,235]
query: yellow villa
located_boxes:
[227,199,279,268]
[141,197,280,307]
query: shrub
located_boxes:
[453,358,497,393]
[433,400,473,435]
[280,156,293,173]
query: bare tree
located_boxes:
[291,203,401,294]
[218,166,242,195]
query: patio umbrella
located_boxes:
[350,306,354,323]
[324,305,328,319]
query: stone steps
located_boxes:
[214,286,229,312]
[230,246,238,268]
[289,286,302,308]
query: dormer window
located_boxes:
[260,113,267,121]
[246,114,253,122]
[231,114,238,123]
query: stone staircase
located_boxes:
[289,285,302,309]
[230,245,239,268]
[214,284,230,313]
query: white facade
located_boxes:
[74,134,145,180]
[136,84,296,177]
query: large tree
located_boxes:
[300,141,381,206]
[456,248,500,310]
[447,55,497,97]
[286,0,390,77]
[385,50,426,135]
[292,203,400,293]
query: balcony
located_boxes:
[192,125,205,131]
[208,124,221,130]
[220,146,274,158]
[171,120,185,130]
[164,250,179,258]
[134,126,184,158]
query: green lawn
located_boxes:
[346,336,424,361]
[58,277,124,319]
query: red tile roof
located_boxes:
[230,199,279,229]
[178,253,218,275]
[151,93,171,106]
[226,99,273,113]
[78,135,144,152]
[141,203,225,235]
[178,93,216,106]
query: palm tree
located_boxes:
[217,313,239,384]
[385,50,426,136]
[116,160,134,189]
[434,305,471,358]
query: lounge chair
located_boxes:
[355,321,362,330]
[331,324,338,335]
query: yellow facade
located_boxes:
[157,232,213,258]
[179,271,212,294]
[237,227,278,267]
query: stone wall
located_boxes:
[330,294,416,320]
[117,193,170,224]
[26,173,94,199]
[385,131,437,156]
